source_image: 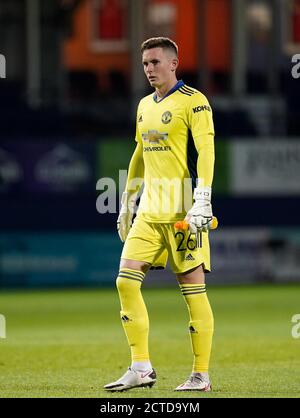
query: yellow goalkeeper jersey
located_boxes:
[135,80,214,223]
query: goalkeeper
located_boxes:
[104,37,215,393]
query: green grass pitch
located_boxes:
[0,284,299,398]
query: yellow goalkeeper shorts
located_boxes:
[121,217,211,274]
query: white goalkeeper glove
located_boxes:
[117,192,137,242]
[185,186,213,233]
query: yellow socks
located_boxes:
[116,270,213,373]
[116,268,149,362]
[180,283,214,373]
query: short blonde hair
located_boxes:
[141,37,178,56]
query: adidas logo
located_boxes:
[121,315,131,323]
[189,325,198,334]
[185,253,195,261]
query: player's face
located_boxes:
[142,47,178,89]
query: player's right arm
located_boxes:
[125,142,144,193]
[117,142,144,242]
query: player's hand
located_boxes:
[117,192,136,242]
[185,187,213,233]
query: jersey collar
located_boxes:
[153,80,185,103]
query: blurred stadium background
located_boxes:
[0,0,300,288]
[0,0,300,399]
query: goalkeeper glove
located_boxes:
[185,186,213,234]
[117,192,137,242]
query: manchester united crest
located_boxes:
[161,111,172,124]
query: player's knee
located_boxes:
[116,273,139,294]
[120,259,150,273]
[116,275,127,293]
[177,263,205,284]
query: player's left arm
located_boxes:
[195,134,214,188]
[186,93,215,232]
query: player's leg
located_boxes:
[104,258,157,392]
[104,220,165,392]
[118,258,152,371]
[175,264,214,391]
[165,225,213,391]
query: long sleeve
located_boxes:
[125,142,144,196]
[194,134,215,188]
[187,92,215,188]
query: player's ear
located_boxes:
[171,58,179,72]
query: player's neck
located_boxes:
[155,78,178,100]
